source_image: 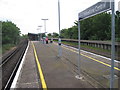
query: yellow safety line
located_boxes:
[54,43,120,71]
[32,42,47,90]
[81,53,120,71]
[62,46,120,71]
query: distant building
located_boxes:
[118,1,120,12]
[28,33,38,41]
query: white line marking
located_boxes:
[81,50,120,63]
[10,41,30,88]
[57,43,120,64]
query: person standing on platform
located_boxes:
[46,37,48,44]
[50,38,53,43]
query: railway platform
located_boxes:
[14,41,40,88]
[13,41,95,89]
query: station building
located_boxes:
[28,33,38,41]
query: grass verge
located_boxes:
[61,40,110,53]
[54,40,120,60]
[2,44,15,54]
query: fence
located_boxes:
[53,38,120,52]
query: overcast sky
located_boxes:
[0,0,119,34]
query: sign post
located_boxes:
[76,18,81,79]
[78,0,115,88]
[110,0,115,89]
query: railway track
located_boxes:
[0,39,28,90]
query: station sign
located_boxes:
[79,0,111,20]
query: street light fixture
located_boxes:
[37,26,42,41]
[41,19,48,36]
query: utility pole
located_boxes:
[38,26,42,41]
[41,19,48,36]
[58,0,62,57]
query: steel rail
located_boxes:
[4,43,28,89]
[1,40,28,90]
[0,47,21,67]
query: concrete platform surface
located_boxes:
[34,41,95,88]
[16,42,40,88]
[16,41,96,89]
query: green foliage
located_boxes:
[115,11,120,41]
[0,43,1,55]
[61,22,78,39]
[47,33,52,38]
[2,21,21,45]
[0,22,2,55]
[52,32,59,38]
[81,12,111,40]
[42,33,46,37]
[2,44,15,54]
[46,32,59,38]
[60,11,120,41]
[21,34,28,39]
[1,21,21,54]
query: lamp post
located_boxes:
[41,19,48,36]
[38,26,42,41]
[37,28,39,41]
[58,0,62,57]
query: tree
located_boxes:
[52,32,59,38]
[115,11,120,41]
[61,29,67,38]
[61,22,78,39]
[47,33,52,38]
[56,12,119,41]
[21,34,28,39]
[2,21,21,45]
[80,17,93,40]
[0,21,1,51]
